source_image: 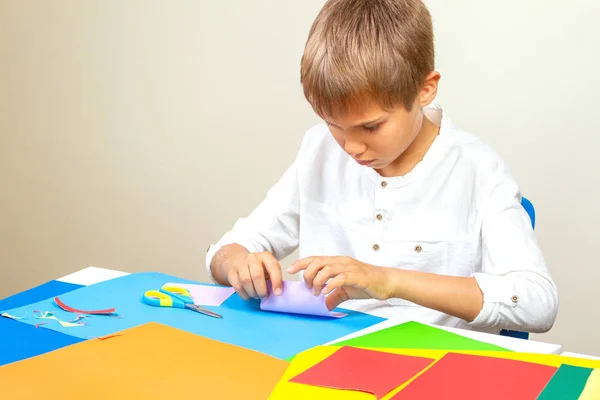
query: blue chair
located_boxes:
[498,196,534,340]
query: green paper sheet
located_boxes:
[537,364,593,400]
[332,321,510,351]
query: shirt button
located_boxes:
[372,244,380,251]
[414,245,422,253]
[380,181,388,188]
[511,295,519,304]
[376,213,383,221]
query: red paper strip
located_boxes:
[391,352,557,400]
[289,346,435,399]
[54,297,116,315]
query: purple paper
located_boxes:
[163,283,234,307]
[260,280,347,318]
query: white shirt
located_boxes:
[205,104,558,334]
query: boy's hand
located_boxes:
[287,256,394,310]
[227,251,283,300]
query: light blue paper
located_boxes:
[4,272,384,359]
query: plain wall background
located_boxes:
[1,1,598,354]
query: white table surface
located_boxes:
[57,266,566,355]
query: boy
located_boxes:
[206,0,558,333]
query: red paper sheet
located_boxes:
[289,346,435,399]
[392,352,557,399]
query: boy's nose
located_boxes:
[344,139,367,157]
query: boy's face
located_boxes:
[323,97,432,177]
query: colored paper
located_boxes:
[163,282,234,306]
[537,364,593,399]
[391,352,557,399]
[0,322,288,399]
[261,280,347,318]
[33,311,86,327]
[54,296,116,315]
[1,312,26,320]
[269,346,600,400]
[0,280,82,310]
[0,318,84,367]
[270,346,373,400]
[4,272,384,359]
[579,369,600,400]
[333,321,509,351]
[289,346,434,398]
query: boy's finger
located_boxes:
[303,257,328,288]
[228,271,250,300]
[238,264,259,299]
[262,255,283,295]
[248,260,269,298]
[288,257,313,274]
[312,264,338,295]
[324,287,349,311]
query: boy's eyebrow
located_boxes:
[326,116,385,128]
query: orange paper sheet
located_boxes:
[0,322,288,399]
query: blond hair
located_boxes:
[300,0,434,117]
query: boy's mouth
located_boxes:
[356,159,375,166]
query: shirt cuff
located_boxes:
[469,272,518,327]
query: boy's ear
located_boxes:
[419,71,441,107]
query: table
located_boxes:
[55,266,566,355]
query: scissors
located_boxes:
[142,285,222,319]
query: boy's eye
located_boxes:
[363,124,380,132]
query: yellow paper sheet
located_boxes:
[579,368,600,400]
[0,322,289,399]
[269,346,600,400]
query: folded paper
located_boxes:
[163,282,234,306]
[261,280,347,318]
[4,272,384,360]
[0,322,288,400]
[289,346,434,399]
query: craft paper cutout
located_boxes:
[0,280,82,310]
[333,321,509,351]
[537,364,593,399]
[579,368,600,400]
[289,346,434,398]
[261,280,347,318]
[33,311,86,327]
[0,318,84,367]
[163,282,234,306]
[1,312,26,320]
[0,322,288,400]
[4,272,384,360]
[54,296,116,315]
[390,352,557,399]
[268,346,600,400]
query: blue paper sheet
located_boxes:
[0,279,85,367]
[4,272,385,359]
[0,280,83,310]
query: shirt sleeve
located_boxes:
[468,173,559,333]
[204,153,301,283]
